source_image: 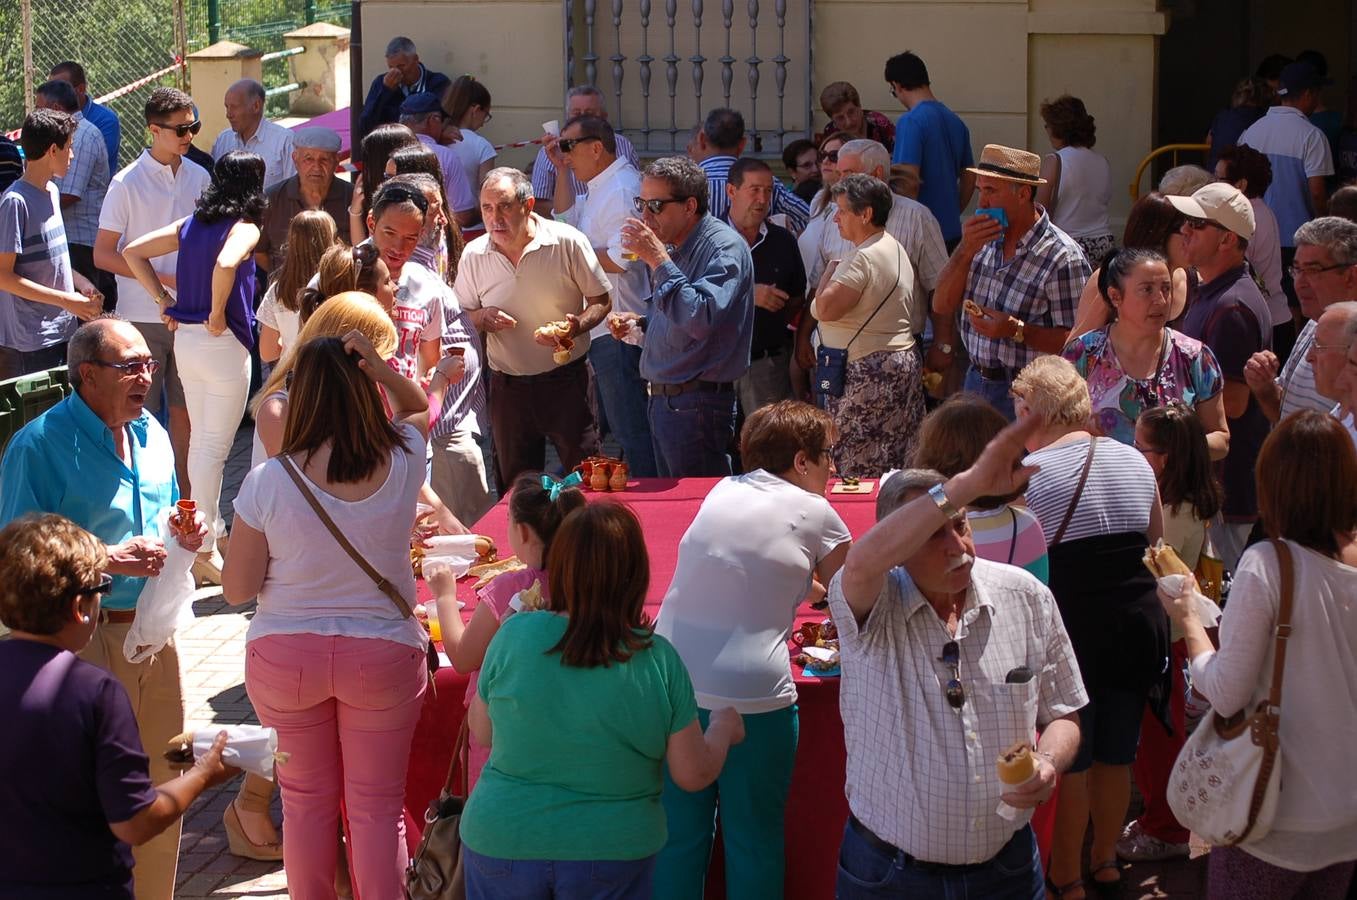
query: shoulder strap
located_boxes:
[1266,539,1295,709]
[438,719,470,800]
[844,244,907,352]
[278,455,412,618]
[1052,438,1097,546]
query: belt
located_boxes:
[749,345,788,362]
[848,815,1011,874]
[99,609,137,624]
[971,363,1017,381]
[493,357,587,382]
[647,379,735,397]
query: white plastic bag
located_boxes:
[419,534,483,580]
[192,725,289,781]
[1158,574,1223,641]
[123,508,196,663]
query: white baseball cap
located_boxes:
[1167,182,1255,241]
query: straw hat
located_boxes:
[966,144,1047,185]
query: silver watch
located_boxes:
[928,483,963,521]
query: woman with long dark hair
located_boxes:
[349,123,419,243]
[124,150,266,584]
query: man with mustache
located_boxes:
[826,415,1085,899]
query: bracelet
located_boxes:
[349,207,363,216]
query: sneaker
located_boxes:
[1116,820,1190,862]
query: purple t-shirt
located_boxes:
[1180,265,1270,521]
[0,640,157,898]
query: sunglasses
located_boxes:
[940,640,965,710]
[632,196,685,215]
[819,150,840,163]
[375,183,430,213]
[1184,218,1226,232]
[352,242,379,277]
[78,573,114,597]
[152,119,203,138]
[558,136,600,153]
[90,357,161,376]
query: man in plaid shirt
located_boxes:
[932,144,1090,419]
[827,416,1085,898]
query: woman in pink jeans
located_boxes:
[222,329,430,899]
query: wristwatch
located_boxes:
[1011,318,1026,344]
[928,483,963,522]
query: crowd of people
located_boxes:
[0,34,1355,900]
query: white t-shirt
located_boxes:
[450,128,496,194]
[255,283,302,354]
[1024,436,1157,546]
[97,151,211,322]
[653,470,851,713]
[233,421,429,650]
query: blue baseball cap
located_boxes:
[399,92,444,116]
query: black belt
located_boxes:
[749,345,788,362]
[648,379,735,397]
[971,363,1017,382]
[848,815,1018,874]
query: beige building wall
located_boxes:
[360,0,1165,220]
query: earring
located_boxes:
[81,616,90,624]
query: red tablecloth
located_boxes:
[403,477,1055,897]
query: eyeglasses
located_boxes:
[78,573,114,597]
[1289,262,1352,278]
[819,150,840,163]
[558,136,600,153]
[375,183,430,213]
[939,640,965,709]
[795,159,819,170]
[633,196,685,215]
[151,119,202,138]
[89,358,160,376]
[482,111,493,123]
[1133,440,1166,455]
[1309,342,1351,353]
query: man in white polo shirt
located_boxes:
[210,79,296,192]
[94,87,210,488]
[455,167,613,490]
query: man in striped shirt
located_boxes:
[690,107,809,235]
[1246,216,1357,421]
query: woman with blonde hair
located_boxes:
[257,209,339,366]
[1012,355,1168,900]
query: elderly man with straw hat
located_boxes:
[932,144,1091,419]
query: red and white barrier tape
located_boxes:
[5,57,184,140]
[492,136,547,151]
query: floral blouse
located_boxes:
[1063,326,1223,446]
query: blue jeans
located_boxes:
[836,820,1044,900]
[590,335,658,477]
[647,389,736,478]
[464,846,657,900]
[654,706,799,900]
[963,365,1017,421]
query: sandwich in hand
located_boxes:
[996,742,1037,786]
[1142,539,1193,579]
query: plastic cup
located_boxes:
[543,120,561,137]
[427,606,443,643]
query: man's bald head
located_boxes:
[224,79,265,137]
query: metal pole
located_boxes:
[174,0,188,90]
[208,0,221,44]
[305,0,317,25]
[350,0,363,149]
[21,0,33,113]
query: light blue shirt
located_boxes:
[640,214,754,384]
[0,391,178,610]
[893,100,974,244]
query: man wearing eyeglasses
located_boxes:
[545,115,656,477]
[826,421,1084,899]
[0,316,209,900]
[1170,182,1271,574]
[1246,216,1357,423]
[94,88,210,492]
[615,156,755,477]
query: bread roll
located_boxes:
[996,742,1036,786]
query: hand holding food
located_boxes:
[1142,539,1193,578]
[996,742,1037,786]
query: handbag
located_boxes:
[406,720,470,900]
[1166,539,1295,846]
[279,455,441,681]
[814,245,905,399]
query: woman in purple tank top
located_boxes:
[123,151,265,586]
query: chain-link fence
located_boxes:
[4,0,186,169]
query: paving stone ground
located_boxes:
[168,426,1208,897]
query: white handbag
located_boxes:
[1167,539,1294,846]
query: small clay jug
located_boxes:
[590,462,611,492]
[609,462,629,492]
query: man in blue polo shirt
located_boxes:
[0,315,205,900]
[49,60,121,168]
[886,50,975,251]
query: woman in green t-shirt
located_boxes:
[460,501,746,899]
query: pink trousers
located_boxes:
[246,633,427,900]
